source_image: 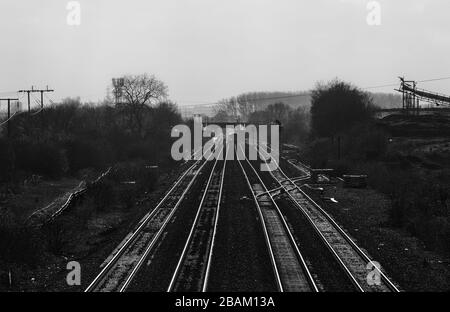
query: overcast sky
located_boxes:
[0,0,449,106]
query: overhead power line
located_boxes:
[418,76,450,83]
[180,93,312,108]
[181,75,450,107]
[364,76,450,90]
[363,83,399,90]
[44,93,57,105]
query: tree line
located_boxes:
[0,74,182,186]
[306,79,449,255]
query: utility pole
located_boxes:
[18,85,54,113]
[36,86,53,130]
[34,86,54,111]
[18,86,34,113]
[18,86,54,134]
[0,98,19,137]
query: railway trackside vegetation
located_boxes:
[0,74,183,289]
[222,79,449,258]
[305,80,450,257]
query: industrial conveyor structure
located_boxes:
[396,77,450,114]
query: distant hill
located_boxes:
[234,91,311,111]
[220,91,402,111]
[178,91,311,118]
[178,90,403,119]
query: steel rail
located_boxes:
[238,143,319,292]
[258,143,400,292]
[202,143,229,291]
[258,146,363,291]
[85,149,213,292]
[236,154,284,292]
[167,144,225,292]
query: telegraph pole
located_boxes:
[34,86,54,110]
[18,86,34,113]
[36,86,53,129]
[18,86,54,113]
[0,98,19,137]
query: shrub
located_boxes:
[136,167,158,193]
[44,220,66,254]
[0,139,15,182]
[354,162,392,193]
[89,179,115,212]
[310,79,376,138]
[13,141,67,177]
[386,170,450,254]
[65,139,113,173]
[344,124,388,161]
[0,211,43,266]
[305,138,333,168]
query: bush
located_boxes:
[0,211,43,266]
[126,142,153,162]
[305,138,333,168]
[426,217,450,253]
[0,139,15,182]
[65,139,113,173]
[310,79,376,138]
[119,187,136,210]
[386,170,450,254]
[136,167,158,193]
[284,107,310,145]
[14,141,67,178]
[354,162,392,193]
[44,220,66,254]
[1,97,182,183]
[89,179,115,212]
[344,124,388,161]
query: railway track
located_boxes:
[205,151,279,291]
[167,144,227,292]
[237,144,318,292]
[257,142,400,292]
[85,149,213,292]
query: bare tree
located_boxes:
[216,95,254,122]
[216,98,238,121]
[116,74,168,137]
[266,102,291,124]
